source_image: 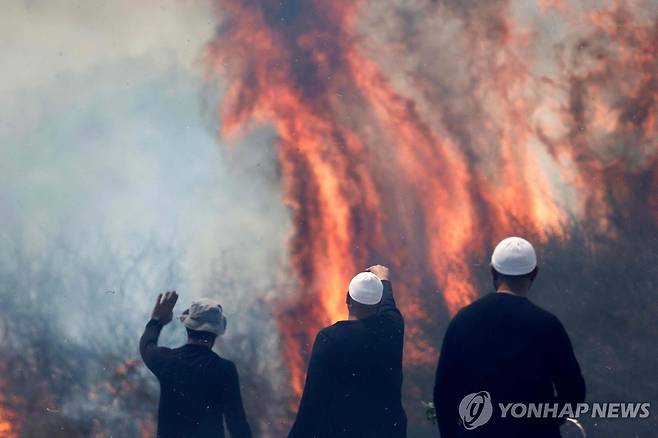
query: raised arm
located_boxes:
[139,291,178,376]
[224,362,252,438]
[366,265,400,316]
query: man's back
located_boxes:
[289,280,407,438]
[434,293,585,438]
[320,311,406,436]
[140,319,252,438]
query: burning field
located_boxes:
[202,0,658,434]
[1,0,657,437]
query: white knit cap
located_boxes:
[491,237,537,276]
[179,298,227,336]
[348,272,383,305]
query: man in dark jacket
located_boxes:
[289,265,407,438]
[140,291,252,438]
[433,237,586,438]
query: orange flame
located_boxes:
[0,361,21,438]
[205,0,658,405]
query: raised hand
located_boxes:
[366,265,390,281]
[151,290,179,324]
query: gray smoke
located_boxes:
[1,1,293,436]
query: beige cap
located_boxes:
[179,298,227,336]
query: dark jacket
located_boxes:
[288,280,407,438]
[433,293,586,438]
[140,319,252,438]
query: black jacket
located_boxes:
[433,293,586,438]
[140,319,252,438]
[288,280,407,438]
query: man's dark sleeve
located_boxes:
[224,362,252,438]
[546,317,586,406]
[379,280,401,316]
[139,319,170,377]
[288,332,331,438]
[434,322,459,438]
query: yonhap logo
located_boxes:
[454,391,649,435]
[459,391,493,430]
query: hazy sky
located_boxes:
[1,0,290,342]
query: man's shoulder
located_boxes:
[528,300,560,319]
[513,296,562,326]
[179,346,237,369]
[207,353,240,380]
[451,293,495,319]
[211,352,237,369]
[318,322,346,340]
[317,321,363,345]
[318,317,392,344]
[453,293,559,323]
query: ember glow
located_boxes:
[0,362,21,438]
[205,0,657,400]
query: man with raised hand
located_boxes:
[434,237,585,437]
[289,265,407,438]
[140,291,252,438]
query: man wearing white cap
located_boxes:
[139,291,252,438]
[433,237,585,438]
[289,265,407,438]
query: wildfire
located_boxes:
[0,362,21,438]
[205,0,657,405]
[87,358,157,438]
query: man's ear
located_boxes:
[491,266,499,289]
[529,266,539,285]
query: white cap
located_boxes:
[179,298,227,336]
[491,237,537,276]
[348,272,383,305]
